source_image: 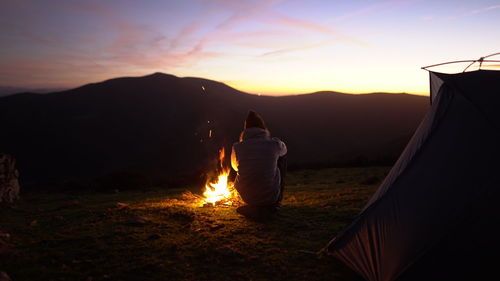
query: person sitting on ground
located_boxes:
[231,111,287,217]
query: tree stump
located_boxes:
[0,154,20,204]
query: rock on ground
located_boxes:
[0,272,12,281]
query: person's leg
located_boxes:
[276,154,287,205]
[237,204,277,220]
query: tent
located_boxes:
[326,68,500,281]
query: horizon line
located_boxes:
[0,71,430,97]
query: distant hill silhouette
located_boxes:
[0,86,67,97]
[0,73,428,188]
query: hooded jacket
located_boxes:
[231,127,287,206]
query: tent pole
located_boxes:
[421,60,500,71]
[483,52,500,59]
[422,52,500,71]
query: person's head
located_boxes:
[244,110,267,130]
[240,111,269,141]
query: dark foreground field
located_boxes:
[0,167,390,281]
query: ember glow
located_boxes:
[202,148,238,206]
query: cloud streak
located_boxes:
[472,5,500,14]
[425,3,500,22]
[196,0,369,59]
[259,41,331,57]
[329,0,420,23]
[0,0,372,87]
[269,14,368,47]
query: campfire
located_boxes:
[202,148,239,206]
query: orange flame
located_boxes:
[203,148,238,206]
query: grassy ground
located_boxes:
[0,167,390,281]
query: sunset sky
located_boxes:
[1,0,499,95]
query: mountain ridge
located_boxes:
[2,72,425,99]
[0,72,429,188]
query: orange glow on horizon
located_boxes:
[223,80,430,97]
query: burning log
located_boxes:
[202,148,240,207]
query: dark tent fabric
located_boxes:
[327,70,500,281]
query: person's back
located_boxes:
[231,111,287,212]
[232,127,285,206]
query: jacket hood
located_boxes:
[241,127,270,141]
